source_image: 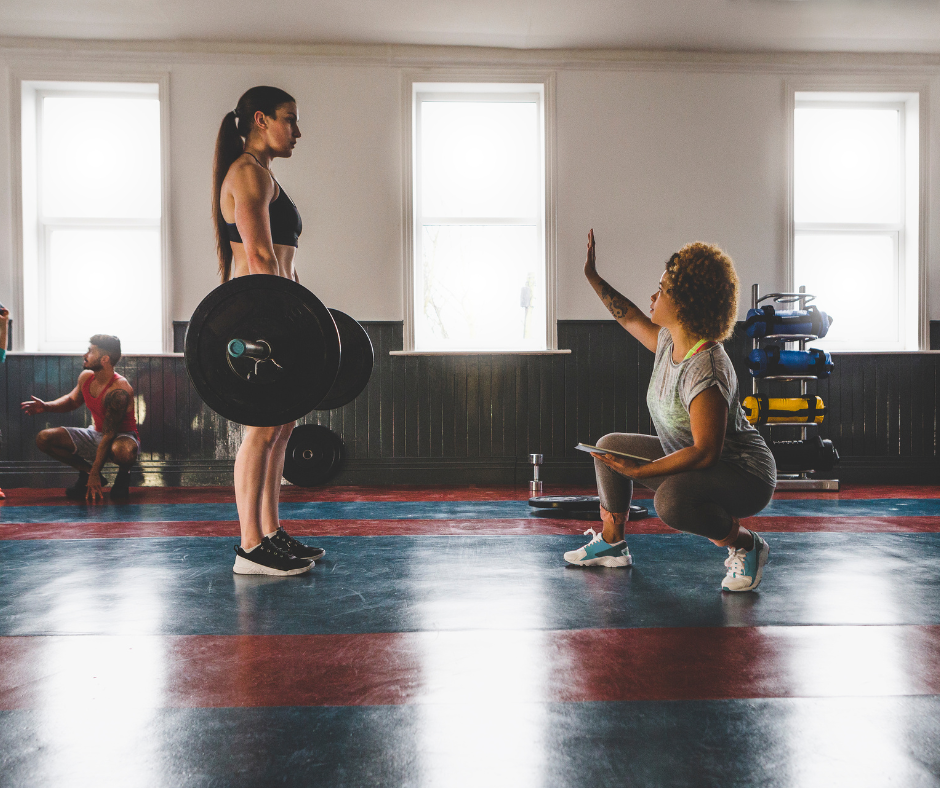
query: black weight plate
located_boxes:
[528,496,648,519]
[185,276,341,427]
[529,495,600,510]
[316,309,375,410]
[283,424,344,486]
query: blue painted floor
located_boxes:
[4,497,940,523]
[1,485,939,787]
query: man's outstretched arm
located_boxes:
[21,373,88,415]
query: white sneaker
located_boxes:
[721,532,769,592]
[564,528,633,567]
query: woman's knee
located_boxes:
[243,426,283,452]
[596,433,622,450]
[653,478,698,531]
[652,489,679,530]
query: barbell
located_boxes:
[184,275,374,426]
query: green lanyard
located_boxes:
[683,339,714,361]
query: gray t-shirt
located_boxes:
[646,328,776,487]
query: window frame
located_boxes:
[14,74,172,353]
[401,73,557,353]
[787,85,926,352]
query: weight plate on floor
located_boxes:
[316,309,375,410]
[185,276,341,426]
[529,495,601,510]
[528,495,648,519]
[283,424,345,486]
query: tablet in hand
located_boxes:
[575,443,653,463]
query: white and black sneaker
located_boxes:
[232,536,313,576]
[267,527,326,561]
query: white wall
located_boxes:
[1,42,938,346]
[555,68,789,320]
[169,60,404,321]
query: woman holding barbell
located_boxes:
[567,231,776,592]
[213,85,324,576]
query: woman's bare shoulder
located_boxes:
[225,156,273,199]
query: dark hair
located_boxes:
[90,334,122,366]
[663,242,739,341]
[212,86,296,282]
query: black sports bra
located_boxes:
[225,180,303,248]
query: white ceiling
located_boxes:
[1,0,939,53]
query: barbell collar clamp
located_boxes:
[228,338,271,360]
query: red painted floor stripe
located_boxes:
[0,485,624,506]
[5,483,938,509]
[0,518,598,540]
[740,515,940,533]
[2,514,939,540]
[3,625,940,709]
[551,625,940,702]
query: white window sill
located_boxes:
[390,349,571,356]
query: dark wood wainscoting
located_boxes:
[1,322,936,486]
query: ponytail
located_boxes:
[212,86,296,283]
[212,110,243,282]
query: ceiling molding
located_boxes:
[2,37,940,74]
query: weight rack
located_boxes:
[750,283,839,492]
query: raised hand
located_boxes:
[21,396,46,415]
[584,229,598,281]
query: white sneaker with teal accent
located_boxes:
[721,532,769,592]
[564,528,633,567]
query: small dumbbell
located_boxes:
[529,453,543,495]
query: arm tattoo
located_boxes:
[103,389,130,434]
[599,280,638,321]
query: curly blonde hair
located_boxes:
[662,242,739,341]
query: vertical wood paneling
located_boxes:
[536,356,550,456]
[479,356,492,456]
[899,355,913,457]
[2,322,937,476]
[467,356,481,458]
[524,356,539,454]
[417,355,431,457]
[491,356,505,457]
[162,356,177,459]
[575,326,591,446]
[840,352,859,455]
[455,356,468,458]
[862,356,877,457]
[561,325,579,459]
[441,356,456,458]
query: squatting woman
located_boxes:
[565,230,776,592]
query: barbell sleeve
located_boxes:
[227,339,270,360]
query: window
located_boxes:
[409,82,550,351]
[20,81,165,353]
[792,92,921,351]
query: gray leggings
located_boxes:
[595,433,775,542]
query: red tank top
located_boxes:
[82,373,138,434]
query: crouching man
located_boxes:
[22,334,139,502]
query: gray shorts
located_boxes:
[64,426,140,464]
